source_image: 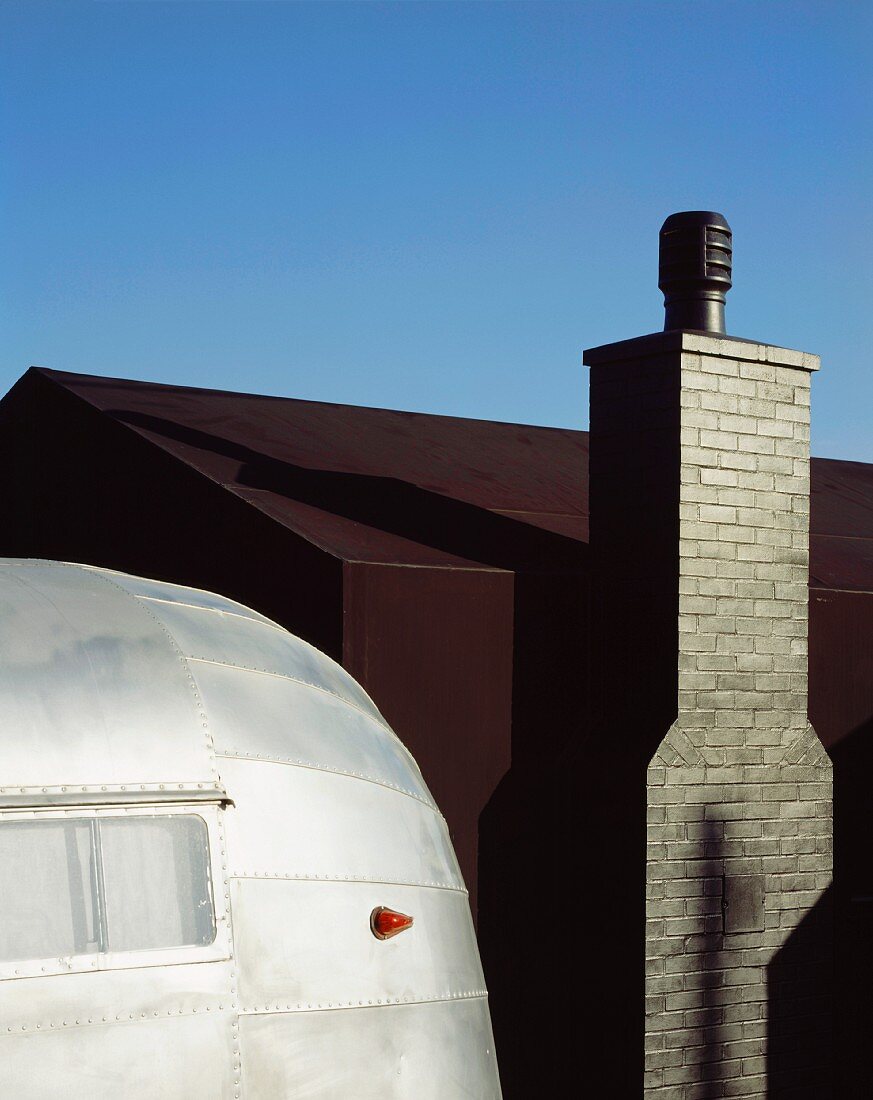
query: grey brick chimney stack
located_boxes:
[583,214,832,1098]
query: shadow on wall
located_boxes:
[825,716,873,1098]
[806,591,873,1096]
[767,884,834,1098]
[753,711,873,1098]
[477,569,589,1099]
[499,731,651,1097]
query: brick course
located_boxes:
[586,332,831,1099]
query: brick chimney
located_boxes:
[584,213,832,1098]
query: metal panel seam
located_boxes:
[66,564,221,788]
[135,595,277,628]
[0,785,227,806]
[185,657,398,740]
[213,750,436,809]
[237,990,489,1016]
[228,872,467,894]
[215,808,244,1100]
[176,598,389,719]
[0,1002,237,1034]
[219,755,449,827]
[70,562,284,629]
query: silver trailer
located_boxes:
[0,559,501,1098]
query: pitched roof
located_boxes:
[26,368,873,591]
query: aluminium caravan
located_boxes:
[0,559,501,1098]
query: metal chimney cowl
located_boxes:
[659,210,732,334]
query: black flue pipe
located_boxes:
[659,210,732,334]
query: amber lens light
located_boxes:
[370,906,414,940]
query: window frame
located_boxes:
[0,802,231,981]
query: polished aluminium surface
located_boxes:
[0,559,501,1098]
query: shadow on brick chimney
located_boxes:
[786,713,873,1099]
[686,814,730,1100]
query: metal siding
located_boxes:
[0,558,501,1096]
[98,570,278,625]
[238,998,501,1099]
[0,958,236,1030]
[231,879,482,1008]
[195,660,434,806]
[144,597,383,722]
[0,1014,237,1098]
[0,562,216,790]
[219,758,462,889]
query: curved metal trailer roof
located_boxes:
[0,559,501,1098]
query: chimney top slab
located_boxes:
[583,330,819,372]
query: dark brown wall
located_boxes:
[809,590,873,1096]
[809,590,873,754]
[342,561,514,922]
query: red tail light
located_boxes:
[370,906,414,940]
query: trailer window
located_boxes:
[101,817,214,951]
[0,814,215,965]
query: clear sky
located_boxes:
[1,1,871,459]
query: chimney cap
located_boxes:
[659,210,732,334]
[660,210,731,233]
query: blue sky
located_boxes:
[1,1,871,458]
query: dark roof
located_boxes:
[808,458,873,591]
[26,367,873,591]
